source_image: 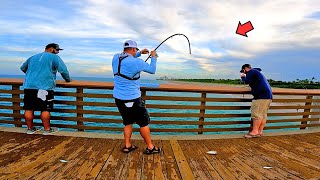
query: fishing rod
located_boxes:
[145,33,192,62]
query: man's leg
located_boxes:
[258,100,271,135]
[258,119,267,135]
[40,111,51,131]
[124,124,133,148]
[24,110,34,129]
[250,118,262,135]
[140,125,154,149]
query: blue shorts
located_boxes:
[115,97,150,127]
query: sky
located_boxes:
[0,0,320,81]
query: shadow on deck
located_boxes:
[0,130,319,179]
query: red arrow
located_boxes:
[236,21,254,37]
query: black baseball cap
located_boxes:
[240,64,251,72]
[45,43,63,50]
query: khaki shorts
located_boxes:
[251,99,272,120]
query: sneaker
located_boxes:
[26,127,41,134]
[43,127,59,135]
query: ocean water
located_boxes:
[0,74,301,135]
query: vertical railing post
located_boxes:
[301,95,313,129]
[77,87,84,131]
[141,90,147,100]
[309,96,320,128]
[12,85,22,127]
[198,92,206,134]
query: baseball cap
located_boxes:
[123,40,139,50]
[240,64,251,72]
[45,43,63,50]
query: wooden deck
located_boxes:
[0,131,319,179]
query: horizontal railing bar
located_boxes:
[264,124,320,130]
[146,96,203,101]
[150,113,200,117]
[267,118,320,123]
[272,99,320,103]
[80,94,113,98]
[0,98,22,102]
[205,98,252,102]
[54,92,77,96]
[0,89,23,94]
[204,111,320,118]
[147,104,201,109]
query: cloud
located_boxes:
[0,0,319,80]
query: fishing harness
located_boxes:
[114,53,140,80]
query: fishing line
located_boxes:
[145,33,192,62]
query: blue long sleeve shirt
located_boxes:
[112,51,157,100]
[20,52,71,90]
[241,69,272,99]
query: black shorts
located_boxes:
[115,97,150,127]
[23,89,54,112]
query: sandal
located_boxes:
[122,144,138,153]
[257,133,263,137]
[144,146,162,155]
[244,133,259,138]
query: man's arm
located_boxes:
[241,72,253,84]
[54,57,71,82]
[20,58,30,73]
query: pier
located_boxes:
[0,78,320,179]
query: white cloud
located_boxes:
[0,0,319,79]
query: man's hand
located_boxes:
[240,73,246,78]
[150,50,157,57]
[140,48,149,54]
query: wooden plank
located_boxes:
[252,137,320,179]
[264,124,320,130]
[205,97,251,102]
[204,111,320,118]
[0,89,22,94]
[272,98,320,103]
[179,140,223,179]
[147,104,201,110]
[160,140,182,180]
[142,144,154,180]
[54,92,77,97]
[0,97,22,102]
[153,140,166,180]
[150,113,200,118]
[3,137,75,179]
[267,137,320,168]
[96,141,130,179]
[0,105,22,110]
[25,137,90,179]
[222,138,295,179]
[125,140,144,180]
[53,139,119,179]
[78,93,113,98]
[170,139,195,180]
[146,96,203,102]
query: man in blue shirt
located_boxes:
[240,64,272,138]
[112,40,161,154]
[20,43,71,135]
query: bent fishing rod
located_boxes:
[145,33,192,62]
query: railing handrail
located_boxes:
[1,78,320,95]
